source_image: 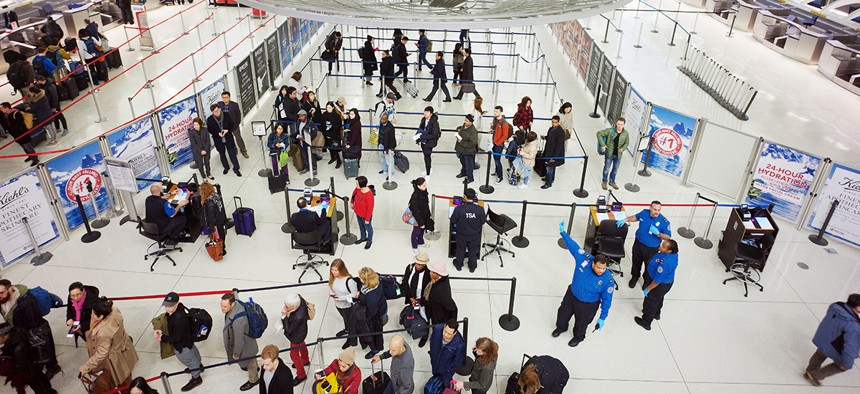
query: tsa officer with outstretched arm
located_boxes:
[634,239,679,331]
[617,200,672,289]
[552,222,615,347]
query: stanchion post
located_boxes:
[602,18,610,44]
[89,187,109,228]
[127,97,136,118]
[652,0,662,33]
[22,217,52,266]
[281,187,295,233]
[573,156,589,198]
[727,13,737,38]
[669,21,679,46]
[179,9,188,35]
[76,194,101,243]
[558,204,576,248]
[694,203,718,249]
[634,21,644,49]
[691,12,700,34]
[479,151,494,194]
[809,199,838,246]
[677,193,699,239]
[383,151,397,190]
[211,14,218,36]
[123,26,135,51]
[588,84,602,118]
[511,201,530,248]
[305,144,320,187]
[330,176,344,221]
[498,277,521,331]
[638,135,653,177]
[340,196,357,245]
[160,372,174,394]
[258,139,272,177]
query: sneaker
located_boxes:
[517,183,527,189]
[181,377,203,392]
[47,139,59,146]
[610,181,619,190]
[61,129,69,136]
[601,182,608,190]
[495,177,503,184]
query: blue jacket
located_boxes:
[813,302,860,369]
[418,35,429,51]
[428,323,465,382]
[560,231,614,320]
[358,285,387,319]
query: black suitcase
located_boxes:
[504,372,521,394]
[361,358,390,394]
[62,77,79,100]
[106,49,123,69]
[533,151,547,178]
[75,73,89,91]
[267,154,286,193]
[95,63,108,83]
[394,151,409,173]
[56,82,69,101]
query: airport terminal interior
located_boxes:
[0,0,859,393]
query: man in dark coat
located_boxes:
[805,293,860,386]
[423,51,451,102]
[428,320,465,383]
[282,87,301,127]
[392,36,410,84]
[156,293,203,391]
[6,55,35,97]
[0,323,58,394]
[259,344,294,393]
[0,102,38,165]
[206,104,241,176]
[361,36,378,85]
[289,197,330,244]
[425,261,457,325]
[376,50,400,99]
[281,294,310,386]
[454,114,478,183]
[218,91,248,158]
[541,115,566,189]
[453,49,480,100]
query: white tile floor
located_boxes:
[1,2,859,393]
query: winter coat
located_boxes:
[401,263,430,305]
[392,42,408,64]
[812,302,860,369]
[207,113,237,150]
[380,121,396,150]
[351,187,374,220]
[322,110,343,141]
[513,104,534,130]
[491,117,512,147]
[7,60,34,90]
[202,193,227,231]
[464,357,496,391]
[151,313,175,359]
[39,79,60,110]
[418,114,441,149]
[283,97,301,122]
[282,298,309,344]
[425,277,457,325]
[408,188,431,228]
[543,125,565,166]
[322,359,361,394]
[428,323,465,382]
[0,327,46,387]
[66,285,100,335]
[346,118,362,148]
[596,127,629,157]
[519,139,539,168]
[188,126,212,162]
[1,111,30,143]
[267,130,290,154]
[432,58,447,80]
[217,101,242,131]
[161,302,195,352]
[301,99,322,125]
[259,357,294,394]
[460,56,475,82]
[526,355,569,394]
[2,285,46,331]
[358,284,387,319]
[82,307,139,384]
[380,342,415,394]
[362,40,378,73]
[26,90,53,125]
[380,56,395,78]
[455,124,478,154]
[452,50,464,68]
[223,302,259,368]
[558,111,574,134]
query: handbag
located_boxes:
[369,129,379,145]
[205,229,223,261]
[402,207,417,225]
[278,148,289,168]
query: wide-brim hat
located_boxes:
[428,260,449,276]
[414,251,430,265]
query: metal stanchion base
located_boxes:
[634,44,643,49]
[624,183,641,192]
[479,185,494,194]
[651,29,659,33]
[305,177,320,187]
[81,231,101,243]
[340,233,357,245]
[258,169,272,177]
[557,237,567,249]
[588,112,601,119]
[808,234,829,246]
[226,219,235,230]
[91,218,110,229]
[425,231,441,241]
[573,189,589,198]
[677,227,696,239]
[383,181,398,190]
[190,162,199,169]
[511,236,529,248]
[95,117,107,123]
[336,211,344,221]
[119,215,135,226]
[281,223,296,233]
[637,169,652,177]
[498,314,520,331]
[30,252,53,266]
[694,237,713,249]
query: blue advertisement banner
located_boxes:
[289,17,301,59]
[46,140,111,230]
[159,96,198,172]
[300,18,309,43]
[808,164,860,247]
[0,170,60,267]
[278,20,292,72]
[107,117,161,191]
[746,141,821,222]
[641,106,697,177]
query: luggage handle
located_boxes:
[233,196,243,209]
[371,356,385,386]
[520,353,532,370]
[270,152,280,177]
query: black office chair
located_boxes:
[481,208,517,267]
[138,220,182,272]
[723,233,774,297]
[595,219,627,290]
[291,231,329,283]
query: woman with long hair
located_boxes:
[188,118,212,181]
[274,85,289,120]
[128,377,159,394]
[517,355,569,394]
[79,297,139,393]
[328,259,358,349]
[408,177,432,250]
[452,43,464,85]
[558,101,574,139]
[66,281,100,343]
[287,71,307,96]
[356,267,386,359]
[301,90,323,126]
[322,101,343,168]
[343,108,362,163]
[200,182,227,255]
[513,96,534,132]
[453,337,499,394]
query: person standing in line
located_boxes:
[416,106,440,178]
[24,86,58,146]
[634,239,679,331]
[344,108,362,164]
[313,348,361,394]
[65,282,99,343]
[617,200,672,289]
[453,48,480,100]
[451,188,486,273]
[206,104,241,176]
[514,131,539,189]
[489,106,512,184]
[452,43,464,85]
[259,344,294,394]
[371,335,415,394]
[0,280,61,380]
[351,176,375,250]
[452,337,498,394]
[274,85,289,120]
[154,292,203,391]
[328,259,359,349]
[188,118,212,181]
[428,319,465,384]
[378,112,397,180]
[455,114,478,184]
[459,29,469,47]
[361,35,378,86]
[220,293,260,391]
[596,117,629,190]
[287,72,307,97]
[267,123,290,185]
[218,92,248,159]
[322,101,343,169]
[804,293,860,386]
[540,115,565,189]
[512,96,534,132]
[324,32,342,74]
[291,110,319,176]
[118,0,134,24]
[355,267,387,359]
[200,182,228,256]
[376,50,401,99]
[0,102,39,165]
[423,51,452,102]
[5,50,34,97]
[425,261,458,326]
[33,75,68,137]
[402,251,432,347]
[79,297,139,392]
[552,221,615,347]
[301,91,322,128]
[558,102,574,139]
[0,322,58,394]
[282,87,301,128]
[280,293,310,387]
[408,177,432,251]
[416,29,433,71]
[392,36,410,84]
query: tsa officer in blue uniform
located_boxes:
[617,200,672,289]
[634,239,679,331]
[451,188,487,273]
[552,221,615,347]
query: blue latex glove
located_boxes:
[644,289,650,297]
[596,319,605,330]
[649,225,660,236]
[559,221,566,233]
[615,219,625,228]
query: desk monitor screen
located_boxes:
[453,197,463,206]
[320,195,330,205]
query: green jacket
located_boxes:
[151,313,175,359]
[596,127,629,156]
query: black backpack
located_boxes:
[185,307,213,342]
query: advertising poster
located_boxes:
[278,21,292,72]
[808,164,860,247]
[265,32,280,87]
[252,44,270,97]
[46,141,111,230]
[107,117,161,191]
[289,17,301,59]
[237,56,257,115]
[159,96,198,172]
[300,18,310,43]
[623,85,647,157]
[746,141,821,222]
[585,45,602,95]
[198,76,226,120]
[641,106,697,178]
[0,170,59,267]
[577,23,591,79]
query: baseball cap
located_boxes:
[162,292,179,307]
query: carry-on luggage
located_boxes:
[232,196,256,236]
[62,77,79,100]
[74,73,89,91]
[268,153,287,194]
[424,376,445,394]
[361,357,390,394]
[394,151,409,173]
[504,354,533,394]
[533,151,547,178]
[205,231,223,261]
[343,157,359,179]
[106,49,123,69]
[398,78,419,98]
[288,143,304,172]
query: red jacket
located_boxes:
[491,117,512,146]
[351,187,374,220]
[513,103,533,129]
[322,359,362,394]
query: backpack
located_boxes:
[379,275,403,300]
[20,111,34,129]
[398,304,429,340]
[82,37,102,54]
[185,307,213,342]
[357,46,367,60]
[426,40,433,52]
[27,287,63,316]
[232,298,268,339]
[32,55,55,77]
[46,49,61,66]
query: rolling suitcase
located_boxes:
[398,79,419,98]
[106,49,123,69]
[62,77,79,100]
[343,158,359,179]
[361,357,390,394]
[504,354,533,394]
[232,196,256,236]
[533,151,547,178]
[394,151,409,173]
[268,154,287,194]
[75,73,89,91]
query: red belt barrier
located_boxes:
[110,289,231,302]
[103,375,160,394]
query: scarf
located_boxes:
[409,265,427,300]
[72,290,88,322]
[423,277,439,301]
[360,284,377,295]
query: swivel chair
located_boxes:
[481,207,517,267]
[291,231,329,283]
[723,233,774,297]
[595,219,627,290]
[138,220,182,272]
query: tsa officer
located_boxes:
[553,221,615,347]
[634,239,679,331]
[617,200,672,289]
[451,188,486,273]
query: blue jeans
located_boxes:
[357,216,373,242]
[545,165,557,186]
[379,144,389,173]
[419,50,433,69]
[458,153,475,181]
[492,144,504,179]
[514,157,532,185]
[602,155,621,182]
